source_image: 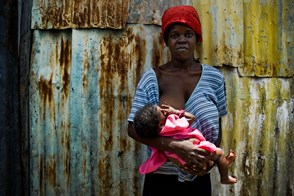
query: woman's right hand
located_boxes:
[168,139,215,175]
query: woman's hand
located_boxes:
[168,139,215,175]
[167,156,208,176]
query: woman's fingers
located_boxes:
[170,139,216,175]
[187,153,209,170]
[183,148,215,173]
[168,156,200,175]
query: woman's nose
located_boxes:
[177,34,187,42]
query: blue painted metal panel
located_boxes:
[30,30,72,195]
[30,25,170,195]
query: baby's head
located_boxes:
[134,104,165,138]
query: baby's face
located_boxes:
[156,106,166,130]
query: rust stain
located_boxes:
[72,1,87,27]
[98,27,146,193]
[35,0,129,29]
[40,2,69,28]
[82,157,87,178]
[58,36,72,190]
[213,44,243,67]
[45,155,56,187]
[38,74,54,120]
[61,121,70,188]
[132,34,146,86]
[82,55,90,90]
[59,38,72,98]
[151,35,162,68]
[38,74,53,104]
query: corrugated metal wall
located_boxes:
[29,0,294,195]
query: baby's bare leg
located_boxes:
[215,149,237,184]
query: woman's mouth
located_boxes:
[176,47,188,51]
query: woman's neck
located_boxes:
[169,58,200,70]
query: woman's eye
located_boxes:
[185,33,193,38]
[170,33,179,39]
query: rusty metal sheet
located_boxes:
[127,0,192,25]
[193,0,294,77]
[30,30,72,195]
[31,0,130,29]
[193,0,244,68]
[239,0,294,77]
[69,26,170,195]
[30,25,169,195]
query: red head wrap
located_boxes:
[161,5,202,43]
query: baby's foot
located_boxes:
[221,175,237,184]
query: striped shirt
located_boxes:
[128,64,228,182]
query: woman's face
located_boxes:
[167,24,196,61]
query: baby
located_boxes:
[134,103,237,184]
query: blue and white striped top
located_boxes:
[128,64,228,182]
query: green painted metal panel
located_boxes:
[193,0,294,77]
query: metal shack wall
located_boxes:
[29,0,294,195]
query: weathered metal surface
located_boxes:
[193,0,294,77]
[31,0,294,76]
[211,67,294,195]
[193,0,244,68]
[31,0,130,29]
[30,25,169,195]
[30,30,72,195]
[240,0,294,77]
[29,0,294,196]
[127,0,192,24]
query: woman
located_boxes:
[127,5,228,195]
